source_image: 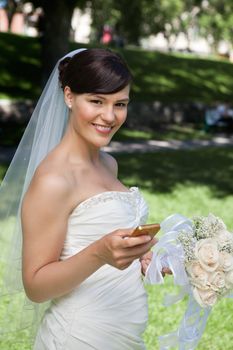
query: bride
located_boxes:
[2,48,158,349]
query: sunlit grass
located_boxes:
[115,148,233,349]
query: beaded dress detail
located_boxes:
[34,187,149,350]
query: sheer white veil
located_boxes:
[0,48,86,346]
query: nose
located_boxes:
[101,106,116,124]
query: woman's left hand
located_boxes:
[140,250,173,276]
[140,251,153,275]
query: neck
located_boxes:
[60,123,101,165]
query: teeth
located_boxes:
[93,124,112,131]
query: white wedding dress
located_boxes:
[33,187,149,350]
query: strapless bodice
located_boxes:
[61,186,148,259]
[34,187,149,350]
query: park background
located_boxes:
[0,1,233,349]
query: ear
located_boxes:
[64,86,73,109]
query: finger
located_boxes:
[115,228,135,238]
[122,234,153,248]
[141,262,147,275]
[140,251,153,261]
[124,240,156,259]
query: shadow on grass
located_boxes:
[1,32,233,103]
[122,48,233,103]
[1,147,232,199]
[0,33,41,99]
[116,147,233,198]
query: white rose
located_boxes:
[219,251,233,272]
[186,261,209,289]
[209,271,225,291]
[225,270,233,289]
[195,238,219,272]
[193,287,217,308]
[215,230,233,248]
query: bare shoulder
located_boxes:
[101,151,118,177]
[22,161,71,216]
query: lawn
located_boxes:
[114,123,211,142]
[1,32,233,103]
[115,147,233,349]
[0,146,233,349]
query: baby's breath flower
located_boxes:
[178,230,196,263]
[193,214,226,240]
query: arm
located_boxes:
[22,172,155,303]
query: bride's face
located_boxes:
[65,85,130,148]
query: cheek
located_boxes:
[74,106,93,124]
[118,110,127,124]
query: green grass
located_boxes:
[122,48,233,103]
[114,123,211,142]
[0,147,233,349]
[0,33,41,100]
[1,32,233,103]
[115,147,233,349]
[0,163,7,179]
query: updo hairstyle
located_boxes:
[58,48,132,94]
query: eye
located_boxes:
[115,102,127,108]
[90,99,102,105]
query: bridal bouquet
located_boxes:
[179,214,233,308]
[146,213,233,350]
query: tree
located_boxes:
[29,0,87,82]
[198,1,233,54]
[113,0,142,45]
[90,0,142,45]
[90,0,117,43]
[178,0,201,52]
[5,0,22,29]
[141,0,184,50]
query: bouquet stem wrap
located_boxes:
[145,214,211,350]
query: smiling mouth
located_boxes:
[92,123,114,132]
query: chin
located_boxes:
[87,135,111,148]
[96,138,112,148]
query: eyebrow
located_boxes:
[89,94,130,102]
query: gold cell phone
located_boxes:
[131,223,160,238]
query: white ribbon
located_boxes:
[145,214,211,350]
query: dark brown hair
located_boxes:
[58,48,132,94]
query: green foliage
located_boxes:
[142,0,184,46]
[90,0,233,51]
[198,1,233,52]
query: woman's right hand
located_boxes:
[95,228,157,270]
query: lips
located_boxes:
[92,123,113,134]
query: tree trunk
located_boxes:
[116,0,142,45]
[6,0,17,29]
[41,0,75,84]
